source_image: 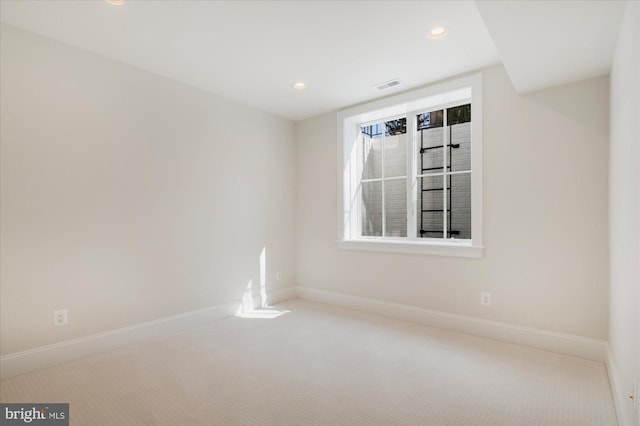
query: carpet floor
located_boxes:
[0,299,617,425]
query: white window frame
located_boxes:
[337,74,483,258]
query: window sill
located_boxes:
[337,239,484,258]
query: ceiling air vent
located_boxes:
[374,79,400,90]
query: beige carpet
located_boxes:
[1,299,617,426]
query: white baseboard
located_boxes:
[606,346,634,426]
[264,286,297,305]
[0,287,297,380]
[0,286,606,380]
[295,287,607,362]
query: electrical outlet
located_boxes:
[480,292,491,306]
[53,309,68,326]
[276,271,282,281]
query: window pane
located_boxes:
[385,118,406,136]
[417,175,444,239]
[450,122,471,172]
[417,127,444,175]
[449,173,471,239]
[361,124,382,180]
[362,123,383,138]
[361,181,382,237]
[384,123,407,178]
[385,179,406,237]
[446,104,471,125]
[417,110,443,130]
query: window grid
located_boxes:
[358,102,471,242]
[359,118,408,238]
[415,105,472,241]
[338,74,483,257]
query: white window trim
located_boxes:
[337,74,483,258]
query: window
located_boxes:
[338,75,483,257]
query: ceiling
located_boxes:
[476,0,626,94]
[0,1,626,121]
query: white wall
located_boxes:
[608,1,640,424]
[0,25,296,356]
[295,65,609,341]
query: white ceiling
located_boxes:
[476,0,626,93]
[0,1,626,121]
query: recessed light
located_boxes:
[105,0,125,5]
[428,26,447,39]
[293,82,306,90]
